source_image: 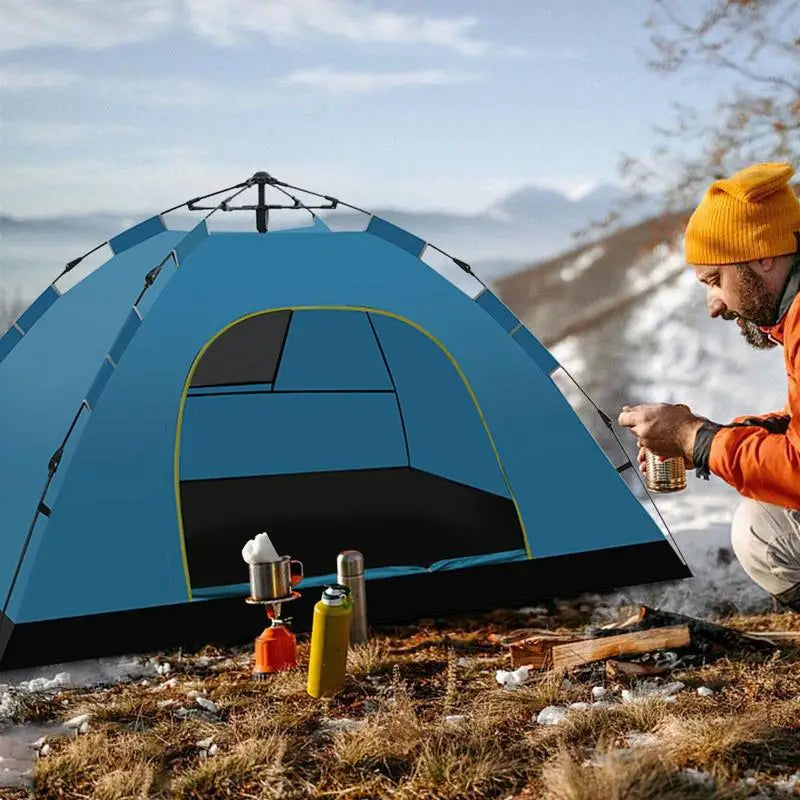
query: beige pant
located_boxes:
[731,499,800,608]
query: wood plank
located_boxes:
[489,628,564,647]
[509,633,583,668]
[600,613,642,630]
[550,625,690,670]
[636,606,775,651]
[605,659,670,679]
[742,631,800,644]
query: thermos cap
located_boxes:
[336,550,364,578]
[322,584,350,606]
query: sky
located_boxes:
[0,0,752,218]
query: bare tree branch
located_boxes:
[578,0,799,241]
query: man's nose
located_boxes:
[708,296,727,318]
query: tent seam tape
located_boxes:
[365,311,411,468]
[174,306,532,592]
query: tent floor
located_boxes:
[0,540,690,671]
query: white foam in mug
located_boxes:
[241,531,280,565]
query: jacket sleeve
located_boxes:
[692,312,800,509]
[729,402,791,428]
[704,420,800,508]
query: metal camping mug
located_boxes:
[249,556,304,601]
[645,450,686,493]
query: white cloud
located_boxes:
[0,0,494,55]
[11,122,142,146]
[0,67,258,106]
[184,0,491,54]
[282,67,478,93]
[0,65,81,91]
[0,0,176,52]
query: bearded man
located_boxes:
[618,162,800,611]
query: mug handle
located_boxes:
[290,559,304,586]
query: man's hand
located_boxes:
[617,403,705,469]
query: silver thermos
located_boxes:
[336,550,368,644]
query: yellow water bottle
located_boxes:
[306,584,353,698]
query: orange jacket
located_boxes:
[694,253,800,509]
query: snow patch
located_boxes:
[317,718,365,734]
[495,666,532,688]
[536,705,568,725]
[560,245,605,282]
[0,654,161,694]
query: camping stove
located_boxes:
[246,557,303,678]
[247,593,301,677]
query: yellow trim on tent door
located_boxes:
[173,305,531,601]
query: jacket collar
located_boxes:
[764,250,800,344]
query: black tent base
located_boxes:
[0,540,690,671]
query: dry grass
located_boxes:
[33,729,166,798]
[171,732,290,800]
[657,701,800,775]
[346,639,396,678]
[475,668,567,725]
[527,695,673,760]
[536,749,733,800]
[10,605,800,799]
[400,721,528,800]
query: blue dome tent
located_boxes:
[0,172,690,669]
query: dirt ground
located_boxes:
[1,602,799,799]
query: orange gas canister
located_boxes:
[254,619,297,676]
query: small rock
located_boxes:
[495,666,532,688]
[175,707,202,719]
[697,686,714,697]
[186,689,201,700]
[774,772,800,793]
[78,721,90,734]
[318,718,364,734]
[39,744,51,757]
[591,686,606,700]
[196,736,214,750]
[654,651,679,664]
[64,713,90,729]
[196,696,218,714]
[568,702,590,711]
[683,768,714,786]
[659,681,685,696]
[561,678,573,690]
[536,705,568,725]
[625,731,659,747]
[456,657,471,667]
[592,700,612,708]
[151,677,179,693]
[208,743,218,757]
[444,715,467,725]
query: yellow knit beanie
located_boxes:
[684,162,800,265]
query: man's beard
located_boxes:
[729,265,780,350]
